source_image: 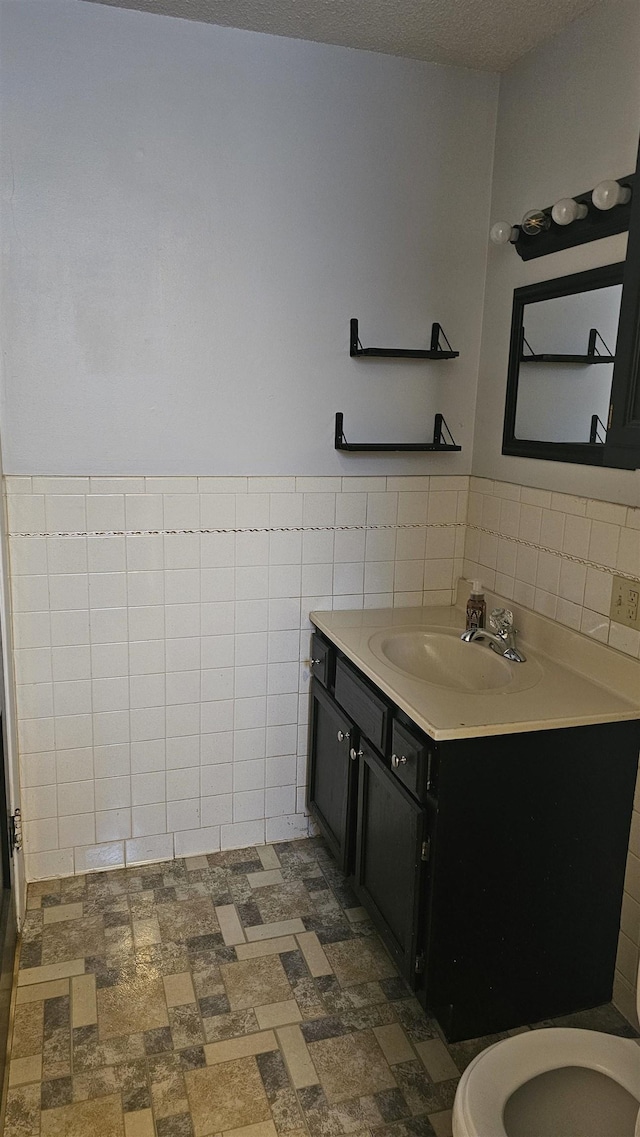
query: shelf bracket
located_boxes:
[430,323,454,354]
[589,414,607,444]
[334,412,461,452]
[587,328,614,360]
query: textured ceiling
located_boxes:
[82,0,599,72]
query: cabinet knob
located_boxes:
[337,730,350,743]
[310,658,321,666]
[391,754,408,769]
[349,747,363,762]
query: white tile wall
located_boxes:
[6,474,466,879]
[464,478,640,659]
[463,476,640,1026]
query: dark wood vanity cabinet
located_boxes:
[424,722,640,1040]
[307,627,640,1042]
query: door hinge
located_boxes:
[421,838,430,862]
[425,751,433,792]
[9,809,22,855]
[414,952,425,975]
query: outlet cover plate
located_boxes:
[609,575,640,630]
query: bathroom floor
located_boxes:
[4,837,637,1137]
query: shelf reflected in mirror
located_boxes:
[502,263,625,467]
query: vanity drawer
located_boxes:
[310,632,334,689]
[391,720,438,801]
[334,658,389,752]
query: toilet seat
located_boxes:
[452,1027,640,1137]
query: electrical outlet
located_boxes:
[609,575,640,630]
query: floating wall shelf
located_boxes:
[520,327,614,365]
[350,319,459,360]
[335,412,461,453]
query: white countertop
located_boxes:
[310,604,640,741]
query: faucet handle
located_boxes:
[490,607,514,634]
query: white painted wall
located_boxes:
[0,0,497,476]
[474,0,640,507]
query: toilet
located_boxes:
[452,971,640,1136]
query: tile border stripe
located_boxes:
[467,523,639,583]
[8,522,463,539]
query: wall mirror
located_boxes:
[607,137,640,468]
[502,263,626,467]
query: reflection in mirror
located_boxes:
[515,284,622,444]
[607,137,640,468]
[503,263,625,468]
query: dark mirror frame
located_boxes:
[502,262,627,468]
[607,136,640,468]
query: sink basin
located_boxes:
[368,627,542,693]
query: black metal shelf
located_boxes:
[520,327,614,365]
[335,412,461,453]
[350,319,458,360]
[521,354,615,364]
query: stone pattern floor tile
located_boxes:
[40,1092,125,1136]
[222,955,293,1011]
[185,1055,271,1134]
[4,836,638,1137]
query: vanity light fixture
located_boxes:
[551,197,588,225]
[591,178,632,210]
[489,171,634,260]
[490,220,520,245]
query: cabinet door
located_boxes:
[307,679,358,874]
[354,742,426,982]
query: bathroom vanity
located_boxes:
[306,604,640,1042]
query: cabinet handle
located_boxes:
[349,747,363,762]
[391,754,408,769]
[310,658,321,666]
[337,730,350,743]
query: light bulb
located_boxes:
[490,221,518,245]
[591,180,631,210]
[521,209,551,236]
[551,197,588,225]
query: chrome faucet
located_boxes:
[460,608,526,662]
